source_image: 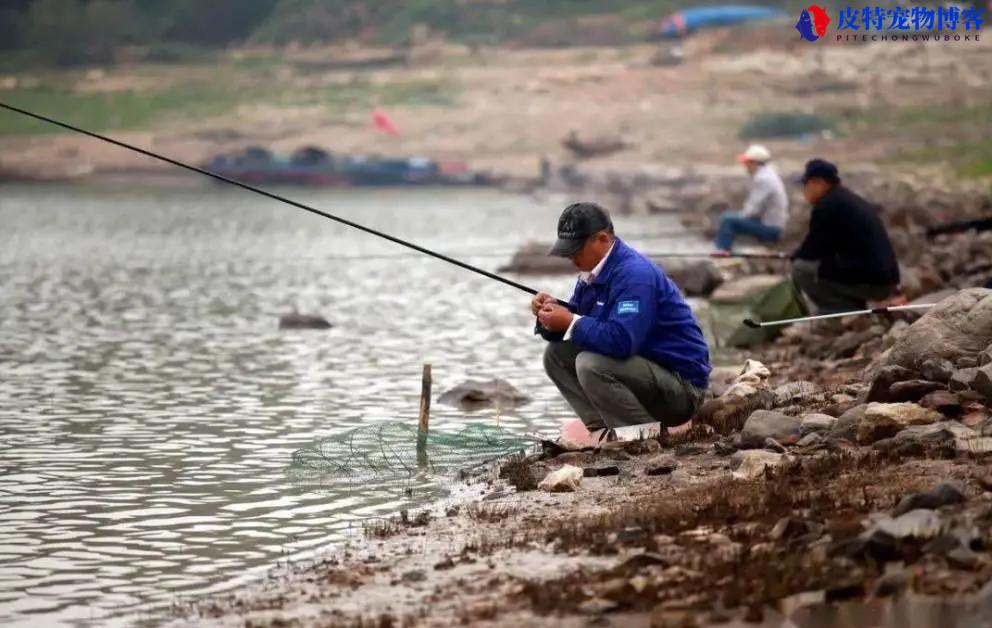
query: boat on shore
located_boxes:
[203,145,489,187]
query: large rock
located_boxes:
[857,403,944,444]
[869,288,992,377]
[497,242,571,274]
[710,274,784,305]
[740,410,802,448]
[657,259,723,297]
[439,378,530,409]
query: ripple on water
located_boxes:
[0,184,707,626]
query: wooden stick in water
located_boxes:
[417,364,432,466]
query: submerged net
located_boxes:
[286,422,537,485]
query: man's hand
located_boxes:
[537,303,574,332]
[530,292,556,316]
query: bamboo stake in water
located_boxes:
[417,364,432,467]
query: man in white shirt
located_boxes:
[714,144,789,254]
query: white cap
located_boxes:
[737,144,771,164]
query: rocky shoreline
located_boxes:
[172,164,992,627]
[173,287,992,627]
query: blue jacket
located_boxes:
[539,239,711,389]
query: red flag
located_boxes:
[372,109,400,136]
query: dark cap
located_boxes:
[549,202,614,257]
[801,158,840,184]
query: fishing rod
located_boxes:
[743,303,935,328]
[654,252,788,260]
[0,101,568,306]
[304,249,784,262]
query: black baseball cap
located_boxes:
[549,202,614,257]
[800,158,840,184]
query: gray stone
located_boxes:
[800,413,838,435]
[956,436,992,455]
[662,259,723,297]
[873,568,911,597]
[973,364,992,400]
[919,390,963,417]
[950,367,980,392]
[740,410,802,448]
[832,326,885,359]
[919,358,955,383]
[645,455,677,476]
[498,242,572,274]
[888,380,945,402]
[857,403,943,444]
[828,404,869,442]
[578,597,618,615]
[947,547,985,570]
[869,288,992,377]
[278,312,332,329]
[957,356,979,369]
[797,432,824,448]
[438,378,530,408]
[730,450,785,479]
[871,509,948,540]
[980,346,992,366]
[874,421,972,455]
[867,365,917,402]
[710,274,783,305]
[893,482,966,516]
[773,381,823,406]
[764,437,787,453]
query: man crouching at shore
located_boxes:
[532,202,711,447]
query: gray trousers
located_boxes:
[792,259,895,314]
[543,341,702,431]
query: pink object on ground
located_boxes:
[668,419,693,436]
[560,419,597,450]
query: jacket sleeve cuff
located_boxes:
[563,315,582,341]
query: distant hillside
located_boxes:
[1,0,803,68]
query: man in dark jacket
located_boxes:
[532,202,711,443]
[791,159,900,313]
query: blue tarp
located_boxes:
[658,5,789,37]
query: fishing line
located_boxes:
[0,101,568,305]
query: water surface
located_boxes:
[0,183,706,626]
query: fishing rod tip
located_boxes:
[742,318,761,328]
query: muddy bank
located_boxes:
[170,289,992,627]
